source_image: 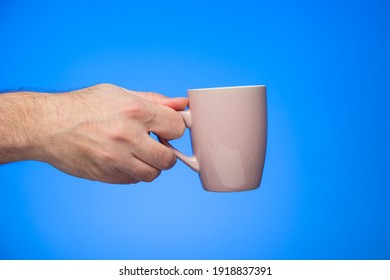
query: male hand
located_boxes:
[0,83,188,184]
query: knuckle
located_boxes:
[125,101,154,123]
[141,168,161,182]
[159,149,176,170]
[146,92,158,102]
[177,118,186,137]
[127,105,144,119]
[158,109,186,140]
[171,114,186,139]
[108,173,139,185]
[119,177,139,185]
[95,83,116,91]
[146,92,163,104]
[109,123,131,143]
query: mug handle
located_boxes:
[157,110,200,172]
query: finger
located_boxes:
[148,104,186,140]
[119,87,185,139]
[132,135,176,170]
[117,157,162,182]
[98,169,139,185]
[106,172,140,185]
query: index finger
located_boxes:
[147,102,186,140]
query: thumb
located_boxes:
[139,91,188,111]
[122,88,188,111]
[155,96,188,111]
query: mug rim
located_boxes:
[188,85,266,92]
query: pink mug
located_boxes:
[159,85,267,192]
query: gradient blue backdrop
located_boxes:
[0,0,389,259]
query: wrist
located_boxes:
[0,91,53,163]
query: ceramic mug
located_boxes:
[159,85,267,192]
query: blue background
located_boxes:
[0,0,389,259]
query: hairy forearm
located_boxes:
[0,91,48,163]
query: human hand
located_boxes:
[0,83,188,184]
